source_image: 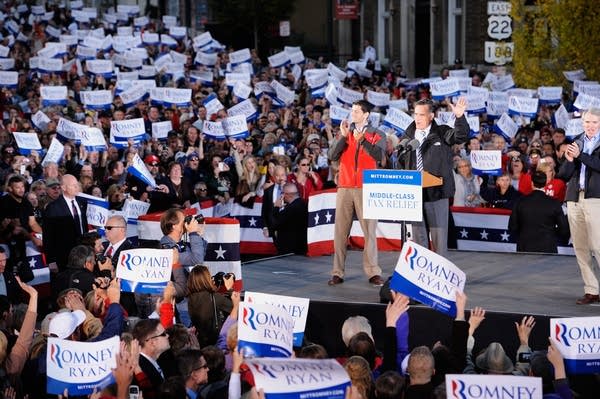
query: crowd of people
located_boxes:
[0,1,597,398]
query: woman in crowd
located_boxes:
[187,265,234,348]
[233,155,265,207]
[537,161,566,202]
[507,155,532,195]
[287,156,323,202]
[453,158,485,207]
[153,162,194,211]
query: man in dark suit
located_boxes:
[509,171,569,253]
[132,319,171,399]
[261,165,287,239]
[398,98,469,257]
[43,174,88,272]
[103,214,137,315]
[271,183,309,254]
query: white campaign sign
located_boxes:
[470,150,502,176]
[551,317,600,374]
[245,292,309,347]
[362,169,422,221]
[238,302,294,358]
[116,248,173,294]
[152,121,173,140]
[445,374,541,399]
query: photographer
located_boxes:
[136,208,208,319]
[187,265,235,348]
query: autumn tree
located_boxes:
[511,0,600,88]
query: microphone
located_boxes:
[405,138,420,152]
[394,138,410,151]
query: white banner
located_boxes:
[563,69,586,82]
[329,105,350,125]
[37,58,63,73]
[268,50,290,68]
[57,118,87,143]
[13,132,42,155]
[390,241,465,317]
[551,316,600,374]
[246,358,350,399]
[122,198,151,222]
[81,90,113,111]
[119,85,148,108]
[80,127,107,152]
[42,138,64,167]
[366,90,390,108]
[245,292,309,347]
[573,93,600,111]
[152,121,173,141]
[493,113,519,140]
[362,169,422,221]
[86,59,113,77]
[227,99,258,121]
[490,74,515,92]
[203,93,225,116]
[445,375,542,399]
[537,86,562,104]
[565,118,583,137]
[47,336,119,396]
[238,302,294,358]
[40,86,68,107]
[194,51,217,67]
[233,81,252,100]
[508,96,539,118]
[201,120,226,140]
[470,150,502,176]
[32,110,51,130]
[116,248,173,294]
[270,80,295,106]
[78,193,109,228]
[382,107,414,134]
[430,78,461,100]
[225,72,251,87]
[142,32,159,45]
[110,118,146,144]
[229,48,251,66]
[0,71,17,87]
[127,154,157,188]
[554,104,569,130]
[486,100,509,119]
[337,86,364,106]
[223,115,249,139]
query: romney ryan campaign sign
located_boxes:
[445,374,541,399]
[551,316,600,374]
[47,336,119,395]
[245,292,310,347]
[238,302,294,358]
[390,241,466,317]
[246,358,350,399]
[116,248,173,294]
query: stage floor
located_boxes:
[241,249,597,318]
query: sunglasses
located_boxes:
[147,330,168,341]
[105,226,125,230]
[148,163,159,166]
[194,363,209,371]
[197,188,207,192]
[300,163,309,166]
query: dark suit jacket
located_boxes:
[2,265,33,303]
[261,184,280,237]
[508,190,570,253]
[398,117,469,201]
[557,132,600,201]
[134,355,164,399]
[271,197,309,255]
[43,196,88,271]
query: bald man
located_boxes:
[43,174,89,272]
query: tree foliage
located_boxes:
[511,0,600,89]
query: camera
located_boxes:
[128,385,139,399]
[184,214,205,224]
[212,271,235,288]
[96,254,108,263]
[517,352,532,363]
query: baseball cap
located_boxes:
[48,310,86,338]
[144,154,160,165]
[46,178,61,187]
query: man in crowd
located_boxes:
[43,174,88,272]
[329,99,385,287]
[558,108,600,304]
[271,183,308,255]
[508,171,569,253]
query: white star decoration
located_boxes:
[248,217,257,227]
[500,231,510,241]
[214,245,226,260]
[314,213,320,225]
[29,258,36,268]
[480,230,489,240]
[460,229,468,238]
[325,211,332,223]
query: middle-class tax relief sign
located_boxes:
[390,241,466,317]
[238,302,294,358]
[246,358,350,399]
[47,336,120,395]
[116,248,173,294]
[245,292,310,347]
[551,316,600,374]
[362,169,423,221]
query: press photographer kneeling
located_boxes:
[135,208,208,319]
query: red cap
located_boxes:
[144,154,160,165]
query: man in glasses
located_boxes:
[103,215,137,316]
[133,319,172,397]
[178,349,210,398]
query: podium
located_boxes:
[362,169,442,247]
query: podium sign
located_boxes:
[362,169,422,221]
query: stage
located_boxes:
[242,249,592,318]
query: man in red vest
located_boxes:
[328,100,386,286]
